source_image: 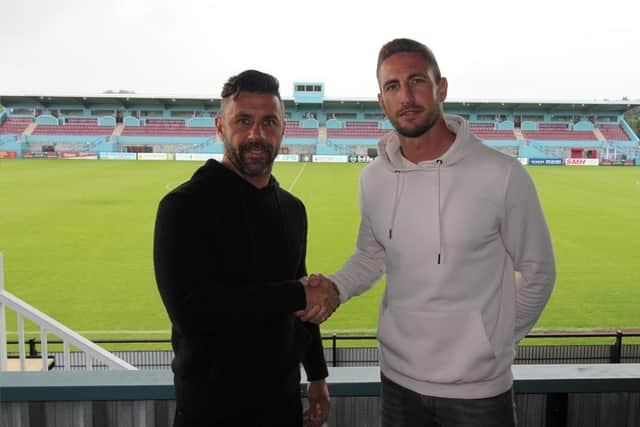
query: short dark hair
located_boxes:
[376,38,441,82]
[220,69,281,101]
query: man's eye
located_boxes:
[385,83,398,92]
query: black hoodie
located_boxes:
[153,159,327,415]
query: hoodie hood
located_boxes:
[194,158,281,193]
[377,114,476,171]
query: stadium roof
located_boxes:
[1,93,638,113]
[0,94,221,109]
[322,97,640,113]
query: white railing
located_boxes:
[0,252,136,371]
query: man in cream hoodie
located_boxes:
[300,38,556,426]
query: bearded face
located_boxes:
[224,138,279,178]
[377,52,446,139]
[217,92,285,183]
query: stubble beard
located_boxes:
[224,140,279,178]
[391,103,442,138]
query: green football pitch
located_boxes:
[0,159,639,341]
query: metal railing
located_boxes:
[0,253,136,371]
[4,331,639,371]
[320,331,640,367]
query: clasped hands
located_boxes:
[296,274,340,324]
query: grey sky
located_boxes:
[1,0,638,101]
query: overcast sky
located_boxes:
[1,0,638,101]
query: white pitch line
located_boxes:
[288,163,307,192]
[321,329,377,335]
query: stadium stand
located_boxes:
[285,120,318,138]
[32,118,113,136]
[1,94,638,159]
[0,117,31,135]
[522,124,598,141]
[597,124,631,141]
[121,119,216,137]
[469,123,517,140]
[315,145,341,155]
[326,121,388,139]
[280,144,315,155]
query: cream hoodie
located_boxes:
[330,114,555,399]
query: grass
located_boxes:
[1,159,639,345]
[527,167,640,330]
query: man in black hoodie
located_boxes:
[153,70,337,426]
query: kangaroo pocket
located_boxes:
[377,307,500,384]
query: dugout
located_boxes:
[570,147,598,158]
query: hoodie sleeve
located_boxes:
[153,192,307,335]
[301,320,329,381]
[329,174,386,302]
[297,213,329,381]
[501,161,556,342]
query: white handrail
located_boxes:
[0,252,136,371]
[0,253,7,371]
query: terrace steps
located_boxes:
[592,127,606,141]
[23,123,37,136]
[318,126,327,145]
[111,124,125,137]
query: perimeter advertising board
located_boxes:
[275,154,299,162]
[22,152,58,159]
[58,152,98,160]
[600,159,635,166]
[528,158,563,166]
[99,152,137,160]
[138,153,169,160]
[348,155,373,163]
[175,153,222,161]
[565,158,599,166]
[312,155,349,163]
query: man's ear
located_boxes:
[377,92,387,117]
[437,77,448,102]
[280,116,286,140]
[215,115,224,139]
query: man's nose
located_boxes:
[248,122,265,140]
[399,84,415,104]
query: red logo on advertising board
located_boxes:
[567,158,586,165]
[59,151,79,158]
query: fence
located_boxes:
[322,331,640,366]
[3,331,640,371]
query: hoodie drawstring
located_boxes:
[388,172,401,239]
[389,163,443,265]
[436,159,443,264]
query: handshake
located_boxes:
[295,274,341,324]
